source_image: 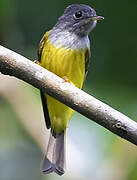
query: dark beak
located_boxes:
[91,16,104,21]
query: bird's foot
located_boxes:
[63,76,71,83]
[34,60,41,65]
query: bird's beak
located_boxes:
[91,16,104,21]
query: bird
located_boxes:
[37,4,104,175]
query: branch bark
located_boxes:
[0,45,137,145]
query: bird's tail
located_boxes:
[42,130,66,175]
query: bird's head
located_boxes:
[55,4,104,37]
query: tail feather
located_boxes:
[42,130,66,175]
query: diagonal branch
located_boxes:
[0,45,137,145]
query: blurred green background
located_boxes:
[0,0,137,180]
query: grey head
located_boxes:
[53,4,104,37]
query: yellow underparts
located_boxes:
[40,32,87,134]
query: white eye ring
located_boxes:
[74,11,83,19]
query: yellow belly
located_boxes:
[40,38,86,133]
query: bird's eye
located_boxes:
[74,11,83,19]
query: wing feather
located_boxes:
[85,47,91,77]
[38,31,49,62]
[38,31,51,129]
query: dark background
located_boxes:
[0,0,137,179]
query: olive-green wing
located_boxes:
[85,47,91,78]
[38,32,49,62]
[38,31,51,129]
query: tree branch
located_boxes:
[0,45,137,145]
